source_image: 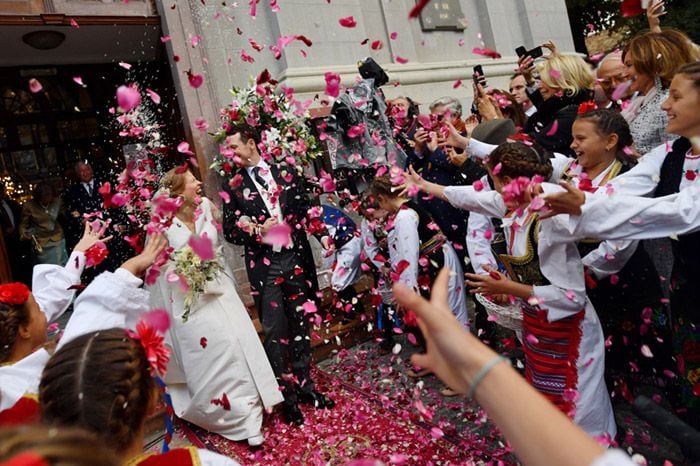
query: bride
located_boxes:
[148,167,283,446]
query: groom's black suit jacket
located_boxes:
[222,164,326,311]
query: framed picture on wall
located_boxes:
[11,150,39,174]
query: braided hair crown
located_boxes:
[487,141,553,180]
[39,328,155,452]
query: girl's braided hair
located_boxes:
[39,328,156,452]
[0,425,120,466]
[487,141,553,180]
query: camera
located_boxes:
[473,65,487,88]
[358,57,389,87]
[515,45,543,60]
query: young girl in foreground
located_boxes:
[565,109,672,392]
[39,327,239,465]
[0,225,161,426]
[407,142,615,439]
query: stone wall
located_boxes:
[156,0,576,301]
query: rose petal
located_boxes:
[28,78,42,93]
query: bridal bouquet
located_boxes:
[171,245,224,322]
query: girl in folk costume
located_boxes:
[367,176,469,329]
[405,142,615,439]
[39,327,239,466]
[542,62,700,429]
[358,192,397,351]
[0,425,121,466]
[0,224,160,426]
[147,168,282,447]
[564,108,674,393]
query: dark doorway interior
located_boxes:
[0,56,185,203]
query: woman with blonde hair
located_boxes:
[517,47,595,156]
[147,167,282,446]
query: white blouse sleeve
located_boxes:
[31,251,85,322]
[581,239,640,279]
[466,212,498,275]
[389,209,420,290]
[58,268,150,349]
[534,217,589,321]
[561,184,700,242]
[467,138,496,160]
[444,186,508,218]
[605,143,667,197]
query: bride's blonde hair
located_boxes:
[159,167,188,197]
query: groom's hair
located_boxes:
[226,123,261,145]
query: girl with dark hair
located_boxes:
[0,224,160,426]
[368,176,469,329]
[405,141,615,439]
[542,61,700,428]
[39,328,239,465]
[564,108,673,394]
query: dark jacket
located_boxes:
[525,89,591,156]
[222,165,328,310]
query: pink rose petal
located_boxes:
[28,78,42,93]
[188,232,216,261]
[338,16,357,28]
[116,84,141,112]
[143,308,171,332]
[324,71,341,98]
[146,88,161,104]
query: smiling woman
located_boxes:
[621,29,700,154]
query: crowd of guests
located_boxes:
[2,1,700,465]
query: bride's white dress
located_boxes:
[149,197,283,441]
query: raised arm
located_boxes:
[395,269,619,466]
[58,235,167,349]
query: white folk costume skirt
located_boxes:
[151,268,283,441]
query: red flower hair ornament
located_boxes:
[507,132,535,146]
[0,283,30,306]
[127,321,170,377]
[577,101,598,115]
[0,453,49,466]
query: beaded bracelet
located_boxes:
[467,355,510,399]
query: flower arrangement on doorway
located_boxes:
[210,77,322,183]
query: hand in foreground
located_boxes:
[394,268,482,395]
[73,221,113,253]
[121,234,168,276]
[538,181,586,219]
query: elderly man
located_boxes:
[63,161,102,250]
[596,51,630,110]
[509,73,537,118]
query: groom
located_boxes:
[222,125,335,425]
